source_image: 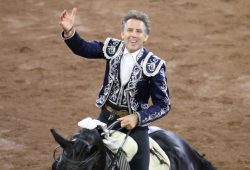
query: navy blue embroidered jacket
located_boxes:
[63,32,171,126]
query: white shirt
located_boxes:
[120,48,141,86]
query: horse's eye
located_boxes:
[90,145,97,153]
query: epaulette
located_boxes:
[142,52,165,77]
[103,37,124,59]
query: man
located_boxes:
[59,8,171,170]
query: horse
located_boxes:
[51,123,216,170]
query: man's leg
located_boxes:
[98,108,150,169]
[129,126,150,170]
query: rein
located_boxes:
[106,121,131,170]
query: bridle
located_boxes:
[52,121,130,170]
[53,145,101,169]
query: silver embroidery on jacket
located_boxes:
[96,47,122,107]
[107,49,144,109]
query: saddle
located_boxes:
[105,130,171,170]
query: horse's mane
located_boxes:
[73,128,107,158]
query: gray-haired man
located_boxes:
[59,8,171,169]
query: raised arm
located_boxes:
[59,8,104,59]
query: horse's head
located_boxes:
[50,128,106,170]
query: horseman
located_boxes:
[59,8,171,170]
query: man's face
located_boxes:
[121,19,149,53]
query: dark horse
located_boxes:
[51,125,216,170]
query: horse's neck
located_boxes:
[103,148,118,170]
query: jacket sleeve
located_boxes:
[62,31,105,59]
[136,63,171,126]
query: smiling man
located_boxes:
[121,18,149,53]
[59,8,171,170]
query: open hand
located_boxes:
[59,8,77,35]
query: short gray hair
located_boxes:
[121,10,151,35]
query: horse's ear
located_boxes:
[50,129,70,149]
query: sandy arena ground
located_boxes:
[0,0,250,169]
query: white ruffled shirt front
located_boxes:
[120,48,141,86]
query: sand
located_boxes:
[0,0,250,169]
